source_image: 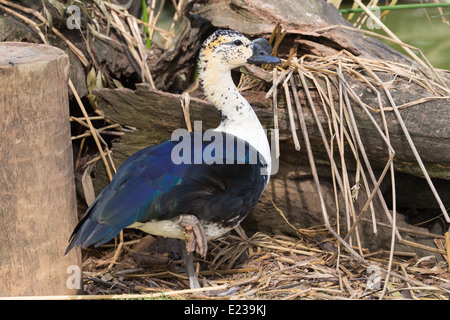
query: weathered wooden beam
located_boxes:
[94,82,450,180]
[0,42,81,296]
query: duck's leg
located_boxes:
[179,240,201,289]
[180,215,207,258]
[179,215,207,289]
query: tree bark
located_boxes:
[0,42,81,296]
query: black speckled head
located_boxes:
[198,29,280,103]
[199,29,254,70]
[201,29,245,49]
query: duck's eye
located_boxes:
[234,40,243,46]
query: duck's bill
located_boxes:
[247,38,281,65]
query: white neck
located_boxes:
[198,62,271,171]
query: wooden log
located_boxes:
[91,84,449,257]
[193,0,414,64]
[0,42,81,296]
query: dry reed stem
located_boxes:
[180,92,193,132]
[0,285,229,300]
[272,69,280,158]
[127,15,156,88]
[110,10,155,87]
[282,69,301,151]
[164,0,184,49]
[352,0,447,88]
[69,79,115,182]
[103,1,174,37]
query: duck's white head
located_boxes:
[198,29,280,73]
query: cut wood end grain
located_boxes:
[0,42,67,66]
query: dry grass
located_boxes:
[238,23,450,299]
[21,229,449,300]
